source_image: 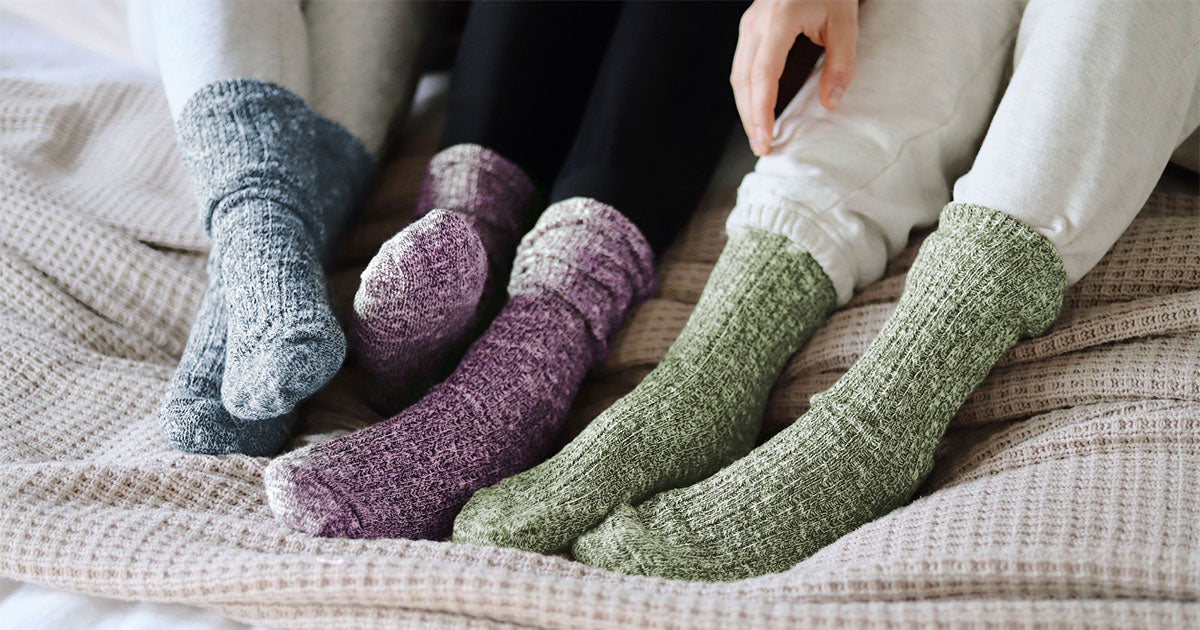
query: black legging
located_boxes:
[441,0,747,254]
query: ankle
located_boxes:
[507,198,656,362]
[908,203,1067,338]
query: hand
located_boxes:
[731,0,858,156]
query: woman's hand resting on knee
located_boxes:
[731,0,858,156]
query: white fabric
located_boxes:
[127,0,311,115]
[126,0,427,156]
[0,3,153,84]
[0,0,149,72]
[729,0,1200,305]
[0,578,272,630]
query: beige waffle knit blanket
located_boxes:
[2,78,1198,629]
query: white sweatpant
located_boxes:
[729,0,1200,305]
[127,0,429,157]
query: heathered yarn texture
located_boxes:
[572,203,1068,581]
[349,210,488,411]
[264,198,655,540]
[349,143,535,412]
[3,75,1198,626]
[413,143,537,286]
[158,264,295,456]
[452,228,836,554]
[175,79,372,422]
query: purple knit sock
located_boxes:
[349,210,488,411]
[265,198,655,540]
[349,143,535,411]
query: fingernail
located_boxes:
[829,86,845,109]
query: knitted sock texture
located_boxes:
[413,143,537,291]
[158,265,295,456]
[451,228,836,555]
[571,203,1068,581]
[176,78,372,421]
[349,143,534,412]
[263,197,654,540]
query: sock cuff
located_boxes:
[699,228,837,337]
[417,143,536,216]
[913,202,1068,337]
[718,228,837,301]
[509,197,656,360]
[177,78,373,245]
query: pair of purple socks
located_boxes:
[264,144,655,539]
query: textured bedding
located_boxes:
[1,75,1198,629]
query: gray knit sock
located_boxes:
[159,268,296,456]
[176,79,372,421]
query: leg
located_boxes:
[303,0,431,158]
[727,0,1021,305]
[137,1,378,453]
[573,203,1065,580]
[455,0,1019,557]
[439,0,619,187]
[567,0,1045,579]
[572,0,1200,580]
[954,0,1200,285]
[349,1,619,411]
[129,0,311,117]
[550,0,746,254]
[265,199,654,540]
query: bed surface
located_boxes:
[1,7,1199,630]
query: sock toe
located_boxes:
[160,394,295,456]
[264,449,365,538]
[571,504,672,578]
[452,486,560,553]
[358,209,488,311]
[350,208,488,410]
[223,316,346,419]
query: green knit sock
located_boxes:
[572,203,1067,581]
[451,228,835,554]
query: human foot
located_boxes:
[572,203,1066,580]
[265,198,654,539]
[452,228,835,554]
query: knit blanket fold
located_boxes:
[1,78,1197,629]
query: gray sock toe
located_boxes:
[159,278,296,456]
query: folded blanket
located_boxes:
[1,78,1197,629]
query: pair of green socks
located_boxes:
[453,203,1066,581]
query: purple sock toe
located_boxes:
[350,144,537,412]
[415,143,537,298]
[267,198,656,540]
[265,449,364,538]
[350,209,488,411]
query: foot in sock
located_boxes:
[349,210,488,411]
[176,79,373,421]
[571,203,1067,581]
[350,143,535,412]
[159,271,296,456]
[451,228,836,554]
[264,198,655,539]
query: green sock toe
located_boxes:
[452,228,836,554]
[573,203,1067,581]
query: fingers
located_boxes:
[817,4,858,111]
[733,0,860,153]
[731,13,762,156]
[749,21,795,155]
